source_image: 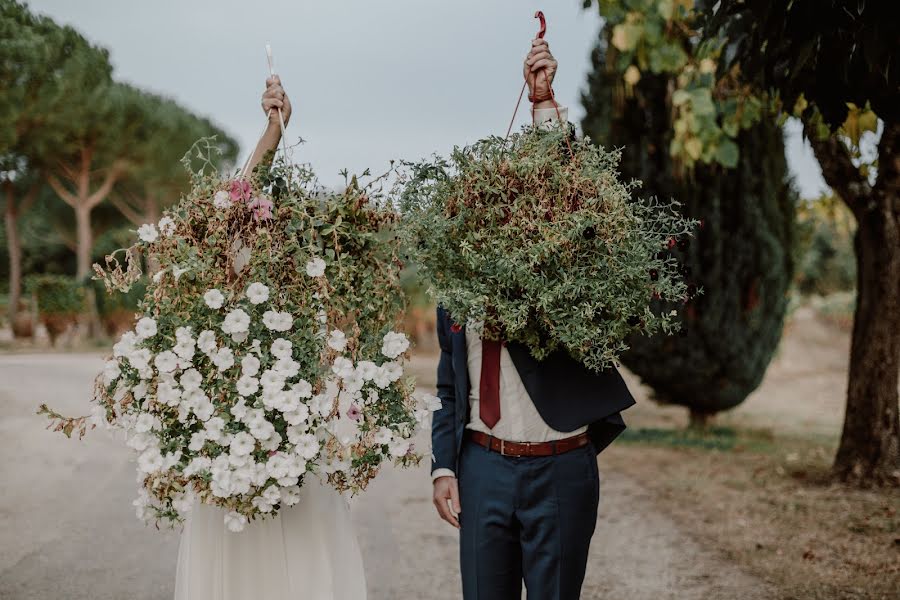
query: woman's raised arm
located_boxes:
[244,75,293,175]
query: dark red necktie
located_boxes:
[479,338,502,428]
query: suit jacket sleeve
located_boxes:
[431,308,458,475]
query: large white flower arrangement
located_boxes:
[43,152,436,532]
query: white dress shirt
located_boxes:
[432,105,585,480]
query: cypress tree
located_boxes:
[581,39,795,424]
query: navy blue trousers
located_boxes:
[458,440,600,600]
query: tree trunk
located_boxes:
[4,183,23,329]
[74,204,93,279]
[832,124,900,486]
[688,408,714,430]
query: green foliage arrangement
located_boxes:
[398,123,696,371]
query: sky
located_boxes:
[27,0,827,197]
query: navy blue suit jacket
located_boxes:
[431,307,636,475]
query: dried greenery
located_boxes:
[397,123,697,371]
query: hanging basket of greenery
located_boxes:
[397,122,698,372]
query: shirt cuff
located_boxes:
[431,468,456,481]
[533,105,569,128]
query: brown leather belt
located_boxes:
[467,431,591,458]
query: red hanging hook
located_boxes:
[535,10,546,39]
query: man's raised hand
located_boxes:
[523,38,558,104]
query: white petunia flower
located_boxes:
[132,381,148,400]
[280,485,301,506]
[204,417,226,442]
[213,347,235,371]
[156,381,182,406]
[355,360,378,381]
[221,309,251,334]
[134,413,159,433]
[284,402,310,426]
[373,363,401,389]
[270,338,292,360]
[230,400,248,421]
[309,392,331,416]
[372,426,393,445]
[197,330,217,355]
[381,331,410,359]
[305,257,326,277]
[173,339,196,361]
[262,310,293,332]
[135,317,157,340]
[113,331,137,358]
[137,223,158,243]
[260,369,285,391]
[158,216,176,237]
[103,360,121,385]
[331,356,355,379]
[180,368,203,391]
[229,432,256,456]
[204,289,225,310]
[224,511,247,533]
[342,374,364,394]
[173,265,190,280]
[273,357,300,379]
[183,456,211,477]
[137,447,164,474]
[293,433,320,460]
[245,282,270,305]
[236,375,260,397]
[422,393,443,412]
[291,379,313,398]
[154,351,179,374]
[388,438,411,458]
[241,354,260,377]
[171,490,195,515]
[188,431,207,452]
[414,407,430,424]
[327,330,347,352]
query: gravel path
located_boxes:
[0,353,773,599]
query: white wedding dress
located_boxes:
[174,478,366,600]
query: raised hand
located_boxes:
[261,75,292,127]
[523,37,558,105]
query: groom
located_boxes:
[430,37,636,600]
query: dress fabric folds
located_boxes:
[174,479,366,600]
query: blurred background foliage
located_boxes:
[581,0,796,425]
[0,0,237,342]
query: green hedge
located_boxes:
[25,274,86,317]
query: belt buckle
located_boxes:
[499,439,506,456]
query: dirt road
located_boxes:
[0,353,773,599]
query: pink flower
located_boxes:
[229,179,251,203]
[248,196,274,221]
[346,403,362,422]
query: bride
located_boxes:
[173,77,367,600]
